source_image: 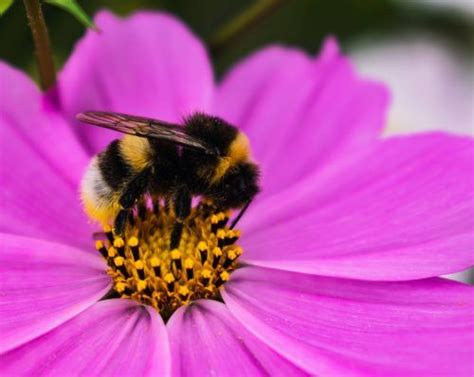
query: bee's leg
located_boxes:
[170,187,191,249]
[114,168,151,235]
[114,210,130,235]
[230,199,253,229]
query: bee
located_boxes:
[77,111,260,249]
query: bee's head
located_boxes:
[206,161,260,209]
[184,112,257,186]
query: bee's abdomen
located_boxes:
[81,156,121,225]
[99,140,133,189]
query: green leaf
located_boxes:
[0,0,14,16]
[43,0,97,30]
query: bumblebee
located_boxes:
[77,111,260,248]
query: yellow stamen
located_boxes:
[178,286,190,296]
[184,257,194,269]
[108,247,117,258]
[201,269,212,279]
[164,273,175,284]
[128,236,139,247]
[96,201,243,318]
[136,280,147,291]
[115,281,126,293]
[212,247,223,257]
[113,237,125,248]
[216,229,226,239]
[150,256,161,267]
[171,249,181,260]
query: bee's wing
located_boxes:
[77,111,217,155]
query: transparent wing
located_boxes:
[77,111,216,154]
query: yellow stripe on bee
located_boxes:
[211,132,250,183]
[120,135,152,171]
[80,156,121,226]
[82,192,121,226]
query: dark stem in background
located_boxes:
[209,0,289,56]
[23,0,56,90]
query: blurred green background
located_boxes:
[1,0,473,79]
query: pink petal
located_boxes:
[0,62,89,186]
[223,267,474,376]
[215,38,389,197]
[167,300,307,377]
[0,233,111,353]
[0,112,94,248]
[0,300,170,377]
[241,133,474,280]
[59,10,214,154]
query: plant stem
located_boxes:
[209,0,289,55]
[23,0,56,90]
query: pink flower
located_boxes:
[1,10,473,376]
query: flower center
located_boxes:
[95,201,242,319]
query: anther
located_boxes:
[178,285,190,298]
[171,249,182,271]
[212,247,222,269]
[223,252,236,268]
[108,247,117,258]
[184,258,194,280]
[113,237,125,257]
[95,240,108,259]
[115,281,127,293]
[136,279,147,292]
[150,256,161,277]
[211,212,228,233]
[227,229,240,245]
[128,237,140,260]
[104,225,114,243]
[215,271,230,287]
[197,241,208,263]
[164,273,175,293]
[135,260,146,280]
[201,268,212,286]
[217,229,227,248]
[113,256,128,277]
[217,229,239,248]
[114,256,125,266]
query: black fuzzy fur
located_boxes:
[98,140,133,190]
[205,162,260,208]
[98,113,260,241]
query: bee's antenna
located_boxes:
[230,199,252,229]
